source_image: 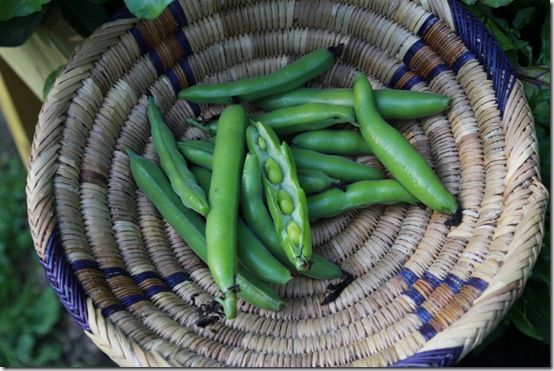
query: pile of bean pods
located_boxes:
[128,45,461,321]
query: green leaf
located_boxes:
[33,342,62,366]
[462,0,477,4]
[0,5,48,47]
[507,281,550,345]
[16,333,35,364]
[512,7,535,30]
[480,0,514,8]
[0,0,50,21]
[42,66,64,100]
[28,289,60,335]
[507,302,543,341]
[59,0,109,38]
[525,286,550,344]
[481,17,514,51]
[517,66,550,88]
[123,0,172,19]
[538,16,550,65]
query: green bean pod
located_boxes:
[177,140,215,170]
[187,103,355,136]
[186,117,218,135]
[241,153,343,280]
[178,46,341,104]
[127,151,284,312]
[192,165,292,285]
[308,180,419,219]
[292,129,373,156]
[148,97,209,215]
[291,147,383,183]
[256,88,451,119]
[353,73,459,216]
[251,103,356,135]
[246,121,312,272]
[205,105,248,319]
[297,168,344,195]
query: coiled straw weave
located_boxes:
[27,0,548,366]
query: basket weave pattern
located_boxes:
[26,0,548,367]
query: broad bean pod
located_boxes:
[246,121,312,272]
[186,103,355,136]
[291,147,383,183]
[241,154,343,280]
[292,129,373,156]
[353,74,460,221]
[148,97,209,215]
[179,46,342,104]
[296,168,345,195]
[256,87,451,119]
[308,180,419,219]
[178,140,355,192]
[205,105,247,319]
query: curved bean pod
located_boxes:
[297,168,344,195]
[178,46,341,104]
[291,147,383,183]
[251,103,355,135]
[148,97,209,215]
[187,103,355,136]
[177,140,215,170]
[353,73,459,217]
[292,129,373,156]
[308,180,419,219]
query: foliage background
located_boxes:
[0,0,549,367]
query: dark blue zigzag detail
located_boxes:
[393,346,463,367]
[448,0,517,116]
[41,231,90,330]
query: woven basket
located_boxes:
[26,0,548,367]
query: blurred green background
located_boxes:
[0,0,549,367]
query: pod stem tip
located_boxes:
[445,206,463,227]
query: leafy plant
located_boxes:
[0,0,50,21]
[123,0,173,19]
[0,0,172,47]
[0,154,63,366]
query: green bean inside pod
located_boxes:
[246,121,313,272]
